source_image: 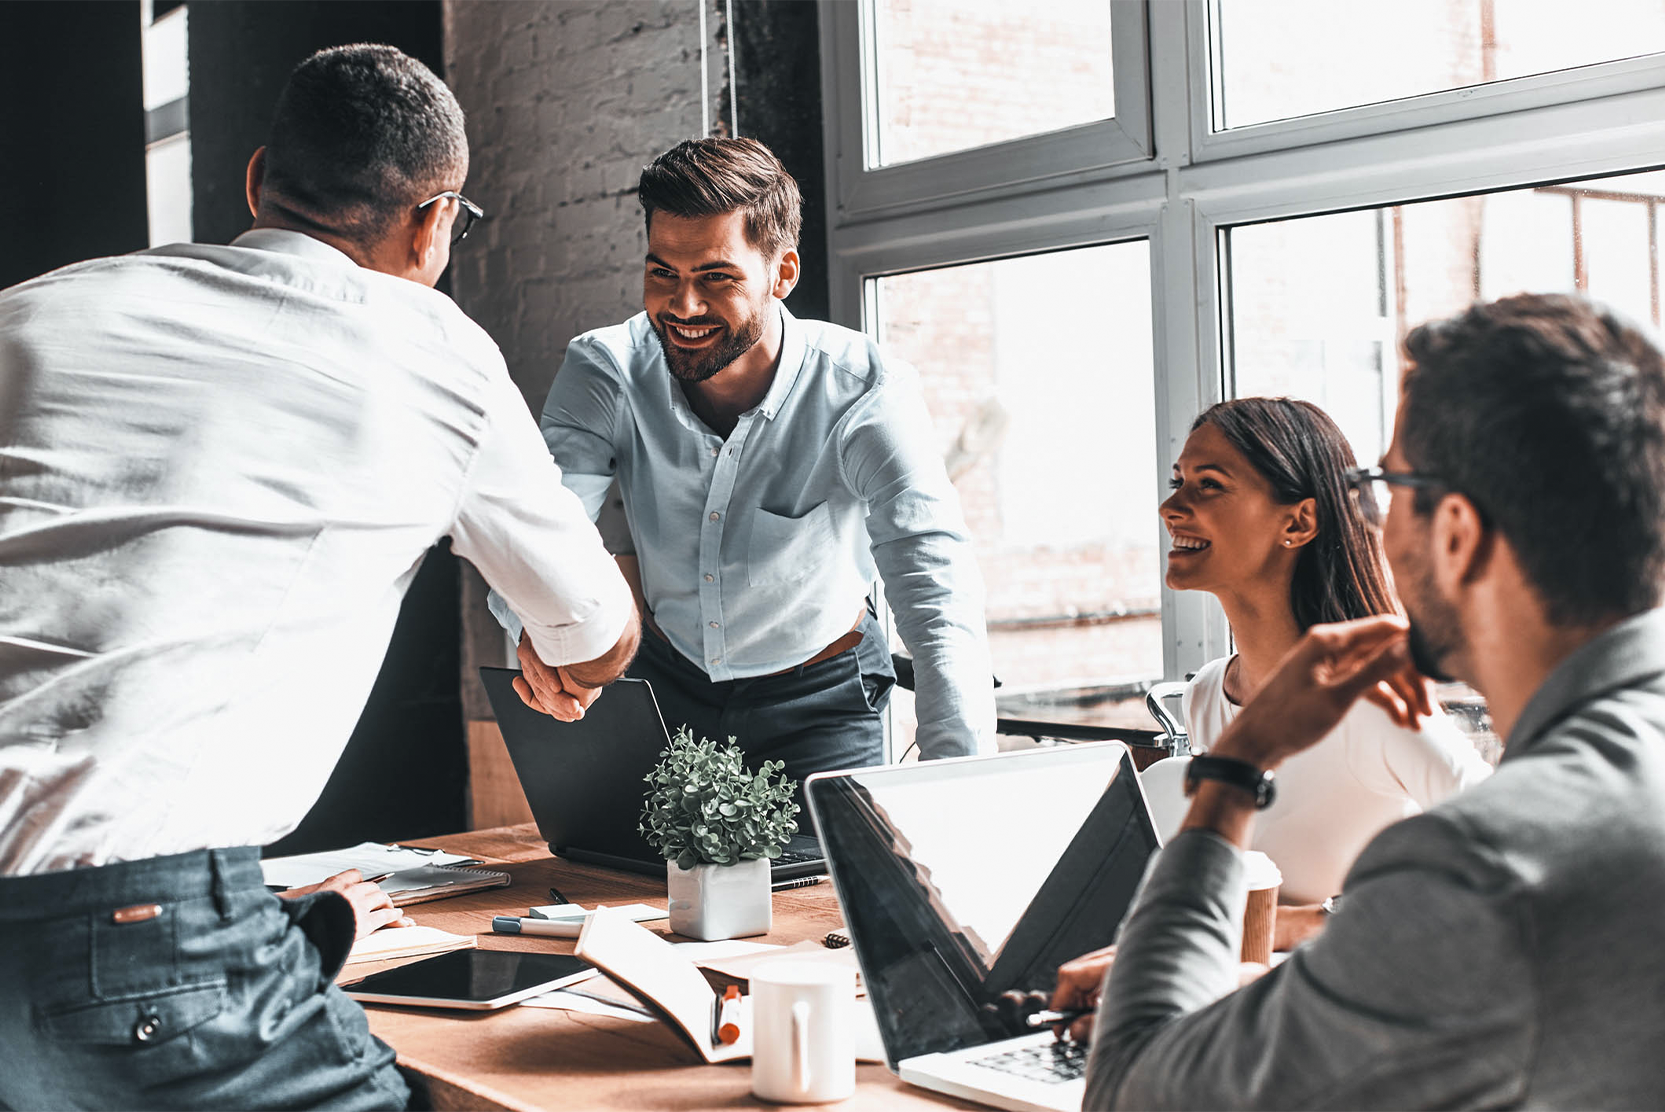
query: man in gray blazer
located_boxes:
[1062,293,1665,1108]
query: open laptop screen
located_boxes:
[806,743,1156,1069]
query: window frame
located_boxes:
[821,0,1665,688]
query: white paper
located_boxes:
[520,989,657,1022]
[530,902,667,923]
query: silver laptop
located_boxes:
[805,743,1158,1112]
[479,668,828,881]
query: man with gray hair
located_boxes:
[0,44,636,1108]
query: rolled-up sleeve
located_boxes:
[838,370,995,758]
[1086,820,1533,1110]
[539,338,626,521]
[451,364,633,668]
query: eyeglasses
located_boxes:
[416,190,485,245]
[1343,466,1448,527]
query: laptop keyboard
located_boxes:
[969,1040,1088,1084]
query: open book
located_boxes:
[575,908,753,1063]
[346,924,476,965]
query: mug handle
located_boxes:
[791,1000,812,1094]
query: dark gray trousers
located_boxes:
[0,846,409,1110]
[629,606,895,812]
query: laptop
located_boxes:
[805,742,1159,1112]
[479,668,828,881]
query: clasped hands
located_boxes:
[513,630,603,721]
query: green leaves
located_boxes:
[638,725,800,867]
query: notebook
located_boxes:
[479,669,827,881]
[806,743,1159,1112]
[261,842,511,907]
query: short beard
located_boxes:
[652,310,765,384]
[1404,561,1463,684]
[1406,619,1457,684]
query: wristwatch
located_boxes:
[1183,755,1276,809]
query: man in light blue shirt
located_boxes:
[493,138,994,791]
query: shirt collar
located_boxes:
[755,302,805,420]
[230,228,360,269]
[1503,606,1665,761]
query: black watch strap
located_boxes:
[1185,755,1276,809]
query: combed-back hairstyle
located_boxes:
[262,44,467,244]
[1194,397,1398,630]
[637,138,802,258]
[1401,293,1665,625]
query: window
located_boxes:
[1227,167,1665,473]
[872,244,1161,744]
[142,1,191,247]
[1211,0,1665,131]
[824,0,1665,754]
[869,0,1114,167]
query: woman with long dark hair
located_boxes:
[1158,397,1490,925]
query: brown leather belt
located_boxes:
[645,605,867,676]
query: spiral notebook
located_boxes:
[261,842,512,907]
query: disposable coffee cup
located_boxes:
[1240,850,1281,965]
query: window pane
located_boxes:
[871,243,1160,750]
[1224,166,1665,765]
[1214,0,1665,130]
[869,0,1114,168]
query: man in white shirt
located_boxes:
[0,45,636,1109]
[492,138,996,796]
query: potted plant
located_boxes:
[639,726,800,940]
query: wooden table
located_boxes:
[350,824,978,1111]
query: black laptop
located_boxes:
[479,668,827,881]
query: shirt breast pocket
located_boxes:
[748,502,835,586]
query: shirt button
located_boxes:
[709,621,719,628]
[134,1014,163,1043]
[710,657,721,665]
[709,512,720,522]
[704,574,714,582]
[711,447,719,456]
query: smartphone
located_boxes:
[344,948,595,1010]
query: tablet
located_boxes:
[344,948,596,1010]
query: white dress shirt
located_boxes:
[1181,655,1493,902]
[0,230,632,875]
[491,306,996,758]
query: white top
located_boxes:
[1182,655,1493,904]
[0,230,633,875]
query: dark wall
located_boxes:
[0,0,148,291]
[734,0,829,322]
[184,1,466,854]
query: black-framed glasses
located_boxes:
[416,190,485,245]
[1344,466,1447,526]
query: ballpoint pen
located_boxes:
[548,884,571,905]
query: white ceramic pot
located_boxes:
[667,857,772,940]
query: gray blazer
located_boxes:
[1085,608,1665,1110]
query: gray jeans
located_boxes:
[0,847,409,1110]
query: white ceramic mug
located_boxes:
[749,959,855,1104]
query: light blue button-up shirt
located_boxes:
[490,304,995,758]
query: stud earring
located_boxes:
[1284,540,1292,546]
